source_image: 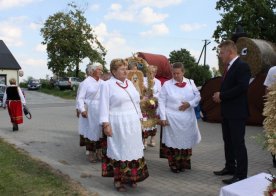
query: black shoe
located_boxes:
[12,125,18,131]
[272,154,276,168]
[213,168,235,176]
[222,176,246,184]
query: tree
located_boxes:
[41,3,107,77]
[169,48,212,86]
[169,48,196,70]
[213,0,276,43]
[67,69,86,80]
[188,65,212,86]
[27,76,34,82]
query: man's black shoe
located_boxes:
[222,176,245,184]
[213,168,235,176]
[272,154,276,168]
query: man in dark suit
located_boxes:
[212,40,251,184]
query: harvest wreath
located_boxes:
[126,54,159,129]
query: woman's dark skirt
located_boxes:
[101,135,149,184]
[79,135,101,152]
[79,135,86,146]
[161,143,192,170]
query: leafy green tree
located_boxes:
[41,3,107,77]
[169,48,197,70]
[67,69,86,80]
[27,76,34,82]
[169,48,212,86]
[213,0,276,43]
[188,65,212,86]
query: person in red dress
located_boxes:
[3,78,26,131]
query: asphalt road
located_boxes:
[0,90,274,196]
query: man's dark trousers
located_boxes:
[222,118,248,178]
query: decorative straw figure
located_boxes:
[125,55,160,149]
[263,79,276,157]
[263,83,276,196]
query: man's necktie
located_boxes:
[222,64,229,80]
[175,82,186,88]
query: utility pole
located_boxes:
[197,39,211,66]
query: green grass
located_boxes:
[0,139,92,196]
[38,88,77,100]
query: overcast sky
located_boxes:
[0,0,221,80]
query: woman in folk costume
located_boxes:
[87,63,104,162]
[76,80,87,148]
[77,63,103,163]
[3,78,26,131]
[159,62,201,173]
[99,58,149,192]
[142,65,161,148]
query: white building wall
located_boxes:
[0,69,19,85]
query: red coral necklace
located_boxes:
[116,80,128,89]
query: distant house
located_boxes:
[0,40,22,85]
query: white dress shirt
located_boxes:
[264,66,276,88]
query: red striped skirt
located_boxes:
[7,100,23,124]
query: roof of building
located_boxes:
[0,40,21,70]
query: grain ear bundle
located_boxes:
[140,97,159,129]
[127,70,145,96]
[126,55,149,76]
[263,80,276,155]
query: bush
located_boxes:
[39,88,77,99]
[19,82,27,88]
[40,79,54,89]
